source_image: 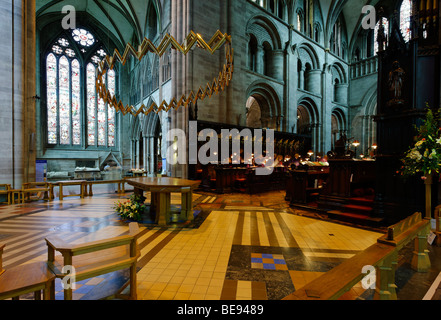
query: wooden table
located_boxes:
[125,177,200,225]
[51,180,87,201]
[0,262,55,300]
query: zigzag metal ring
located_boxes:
[96,30,234,117]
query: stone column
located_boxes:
[334,83,348,105]
[257,45,265,75]
[269,50,284,81]
[143,135,149,172]
[298,66,305,90]
[170,0,190,179]
[149,136,156,175]
[305,69,321,95]
[0,0,36,188]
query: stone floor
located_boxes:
[0,185,440,301]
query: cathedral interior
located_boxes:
[0,0,441,305]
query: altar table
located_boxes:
[125,177,200,226]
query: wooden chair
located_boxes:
[0,184,11,205]
[45,223,142,300]
[22,182,52,203]
[0,244,56,300]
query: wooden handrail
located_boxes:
[284,212,431,300]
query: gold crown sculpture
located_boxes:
[96,30,234,117]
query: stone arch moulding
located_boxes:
[330,62,348,84]
[297,96,319,123]
[246,82,282,130]
[246,15,283,50]
[331,106,348,132]
[293,42,321,70]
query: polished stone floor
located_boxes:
[0,184,440,301]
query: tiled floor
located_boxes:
[0,185,439,300]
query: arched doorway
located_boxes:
[297,105,311,135]
[246,96,263,128]
[246,83,282,131]
[331,108,347,151]
[145,112,162,175]
[297,98,319,155]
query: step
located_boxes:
[342,204,373,214]
[349,197,374,205]
[328,210,384,227]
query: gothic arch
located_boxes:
[145,0,162,39]
[353,84,378,155]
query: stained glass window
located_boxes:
[107,70,116,147]
[72,28,95,47]
[71,59,81,145]
[374,18,389,55]
[59,56,70,145]
[45,31,117,148]
[400,0,412,42]
[87,63,97,146]
[46,54,58,145]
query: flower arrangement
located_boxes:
[401,105,441,179]
[114,193,146,221]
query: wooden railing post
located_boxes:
[374,253,396,300]
[411,229,431,272]
[435,205,441,247]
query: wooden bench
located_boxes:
[84,179,126,197]
[22,182,52,203]
[0,244,55,300]
[0,184,11,205]
[284,212,431,300]
[51,180,87,201]
[45,222,142,300]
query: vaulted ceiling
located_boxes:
[36,0,392,53]
[36,0,160,50]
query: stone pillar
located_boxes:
[149,137,155,175]
[298,66,305,90]
[334,83,348,105]
[305,69,321,95]
[0,0,36,188]
[269,50,284,81]
[134,139,139,169]
[257,45,264,75]
[143,135,148,172]
[170,0,190,179]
